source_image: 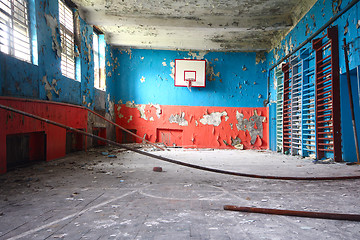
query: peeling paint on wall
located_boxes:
[117,105,124,118]
[169,61,175,79]
[231,136,244,149]
[150,104,162,118]
[206,62,220,81]
[255,51,266,64]
[169,112,188,126]
[45,14,62,58]
[187,51,208,59]
[332,0,342,15]
[74,10,81,51]
[120,48,132,59]
[42,75,59,100]
[236,110,266,145]
[125,101,147,120]
[199,111,227,126]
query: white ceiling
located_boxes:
[72,0,316,51]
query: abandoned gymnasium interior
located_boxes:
[0,0,360,239]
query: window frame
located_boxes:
[0,0,31,63]
[93,30,105,91]
[93,32,100,89]
[59,0,75,80]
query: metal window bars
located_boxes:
[59,0,75,79]
[0,0,31,62]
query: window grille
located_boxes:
[93,32,105,90]
[59,0,75,79]
[93,32,99,88]
[0,0,31,62]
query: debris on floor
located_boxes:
[313,158,335,164]
[153,167,163,172]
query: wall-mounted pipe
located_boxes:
[265,0,360,106]
[224,205,360,222]
[343,38,360,163]
[1,103,360,181]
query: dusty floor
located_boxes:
[0,145,360,240]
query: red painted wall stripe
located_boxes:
[0,98,88,174]
[115,103,269,149]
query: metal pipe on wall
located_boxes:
[265,0,360,106]
[343,38,360,163]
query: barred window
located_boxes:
[93,31,105,90]
[93,32,99,88]
[0,0,31,62]
[59,0,75,79]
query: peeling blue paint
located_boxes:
[0,0,114,111]
[266,0,360,161]
[114,49,267,108]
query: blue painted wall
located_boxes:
[266,0,360,71]
[266,0,360,160]
[114,49,268,107]
[0,0,115,112]
[340,68,360,162]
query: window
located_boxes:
[93,31,105,90]
[93,32,99,87]
[0,0,31,62]
[59,0,75,79]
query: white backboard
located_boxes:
[174,59,206,87]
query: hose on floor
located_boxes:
[224,205,360,222]
[1,103,360,181]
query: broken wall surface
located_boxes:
[0,97,88,174]
[113,49,269,149]
[266,0,360,161]
[0,0,118,172]
[0,0,115,111]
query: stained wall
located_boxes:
[266,0,360,161]
[113,49,269,149]
[0,0,117,172]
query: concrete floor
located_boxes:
[0,146,360,240]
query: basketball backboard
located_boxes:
[174,59,206,88]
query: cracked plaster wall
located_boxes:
[0,0,116,115]
[115,103,268,149]
[114,48,267,107]
[0,0,118,147]
[267,0,360,72]
[265,0,360,158]
[111,43,268,149]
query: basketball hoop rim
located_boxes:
[185,78,196,87]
